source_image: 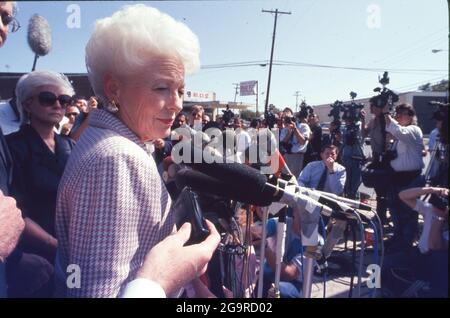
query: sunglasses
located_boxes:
[1,11,20,33]
[37,91,73,108]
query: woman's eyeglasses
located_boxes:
[1,12,20,33]
[37,91,73,108]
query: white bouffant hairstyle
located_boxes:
[85,4,201,104]
[15,70,75,124]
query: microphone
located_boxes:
[27,14,52,71]
[314,190,372,211]
[175,168,270,206]
[175,168,332,217]
[175,168,330,246]
[189,160,358,216]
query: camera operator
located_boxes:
[341,109,365,199]
[427,104,448,187]
[222,105,235,128]
[279,107,311,178]
[361,96,393,225]
[383,103,425,252]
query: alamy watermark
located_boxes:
[66,4,81,29]
[366,264,381,289]
[170,125,281,174]
[366,4,381,29]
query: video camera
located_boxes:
[328,100,344,122]
[222,105,235,127]
[430,101,448,121]
[371,71,399,109]
[298,101,314,119]
[342,92,365,122]
[265,104,278,129]
[328,92,364,123]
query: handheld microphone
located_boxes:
[27,14,52,70]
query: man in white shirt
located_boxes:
[234,117,251,163]
[279,107,311,178]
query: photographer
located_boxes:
[341,110,365,199]
[383,103,425,252]
[279,107,311,177]
[304,113,322,166]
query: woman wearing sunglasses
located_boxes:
[5,71,75,288]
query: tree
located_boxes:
[418,79,448,92]
[418,83,432,91]
[239,109,257,121]
[431,79,449,92]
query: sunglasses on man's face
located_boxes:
[1,11,20,33]
[37,91,73,108]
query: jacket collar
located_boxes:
[88,108,148,153]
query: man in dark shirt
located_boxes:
[304,113,323,167]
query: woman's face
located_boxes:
[395,111,413,126]
[24,85,71,126]
[114,56,185,142]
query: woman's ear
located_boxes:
[103,73,120,102]
[22,98,32,113]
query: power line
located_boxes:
[201,59,446,73]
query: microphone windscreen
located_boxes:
[27,14,52,56]
[193,161,267,189]
[175,169,274,206]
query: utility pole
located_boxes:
[262,8,291,119]
[233,83,240,102]
[255,81,259,116]
[294,91,301,112]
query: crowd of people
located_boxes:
[0,2,447,298]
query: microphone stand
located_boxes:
[276,164,318,299]
[31,54,39,71]
[273,208,287,298]
[257,206,269,298]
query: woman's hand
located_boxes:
[153,139,165,150]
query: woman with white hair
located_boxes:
[54,4,216,298]
[5,70,75,294]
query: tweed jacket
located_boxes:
[55,109,173,297]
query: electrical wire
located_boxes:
[200,59,446,74]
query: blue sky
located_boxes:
[0,0,448,111]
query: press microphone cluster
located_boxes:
[176,164,332,214]
[176,163,331,246]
